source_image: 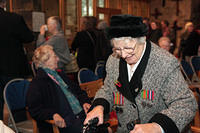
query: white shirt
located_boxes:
[127,42,146,81]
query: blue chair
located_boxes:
[78,68,99,84]
[3,78,35,133]
[180,60,200,89]
[95,64,106,79]
[190,56,200,82]
[180,60,194,82]
[78,68,103,98]
[96,60,105,66]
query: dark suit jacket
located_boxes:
[71,30,96,71]
[0,7,34,77]
[26,68,90,133]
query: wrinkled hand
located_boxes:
[84,105,104,125]
[130,123,162,133]
[40,25,46,35]
[83,103,91,114]
[53,113,66,128]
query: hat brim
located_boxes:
[106,24,148,39]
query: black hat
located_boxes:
[107,14,148,39]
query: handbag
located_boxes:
[65,53,79,73]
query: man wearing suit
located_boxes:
[84,15,197,133]
[0,0,34,120]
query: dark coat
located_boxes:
[183,31,200,57]
[149,29,162,44]
[71,29,111,71]
[26,68,90,133]
[71,30,97,71]
[0,7,34,77]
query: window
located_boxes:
[82,0,93,16]
[98,0,104,8]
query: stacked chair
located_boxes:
[190,56,200,83]
[180,59,200,88]
[180,58,200,133]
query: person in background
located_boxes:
[37,16,71,71]
[161,20,176,53]
[84,14,197,133]
[71,16,98,71]
[26,45,91,133]
[72,16,110,71]
[182,24,200,62]
[0,0,34,120]
[97,20,108,31]
[158,37,172,53]
[142,17,151,39]
[178,22,194,59]
[97,20,113,61]
[149,21,162,44]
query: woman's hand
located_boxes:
[84,105,104,125]
[83,103,91,114]
[130,123,162,133]
[53,113,66,128]
[40,25,47,35]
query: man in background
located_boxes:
[37,16,71,71]
[0,0,34,120]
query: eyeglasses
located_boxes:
[114,46,135,55]
[112,37,137,55]
[114,47,134,54]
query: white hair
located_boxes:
[111,36,146,46]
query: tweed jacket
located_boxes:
[37,31,71,69]
[93,42,197,133]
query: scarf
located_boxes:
[115,40,151,104]
[43,68,82,115]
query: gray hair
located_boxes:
[48,16,62,31]
[97,20,108,30]
[32,45,53,68]
[111,36,146,47]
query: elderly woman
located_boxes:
[84,15,197,133]
[26,45,91,133]
[158,36,172,52]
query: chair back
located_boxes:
[190,56,200,82]
[31,62,37,77]
[95,64,106,79]
[80,79,103,98]
[3,78,33,133]
[78,68,99,84]
[96,60,105,66]
[180,60,194,84]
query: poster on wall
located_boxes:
[32,11,45,32]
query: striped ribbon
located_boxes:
[113,92,124,105]
[141,90,154,100]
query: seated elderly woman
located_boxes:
[26,45,91,133]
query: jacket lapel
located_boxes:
[115,40,151,103]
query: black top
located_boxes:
[0,7,34,77]
[26,68,91,133]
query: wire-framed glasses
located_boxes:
[114,47,135,55]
